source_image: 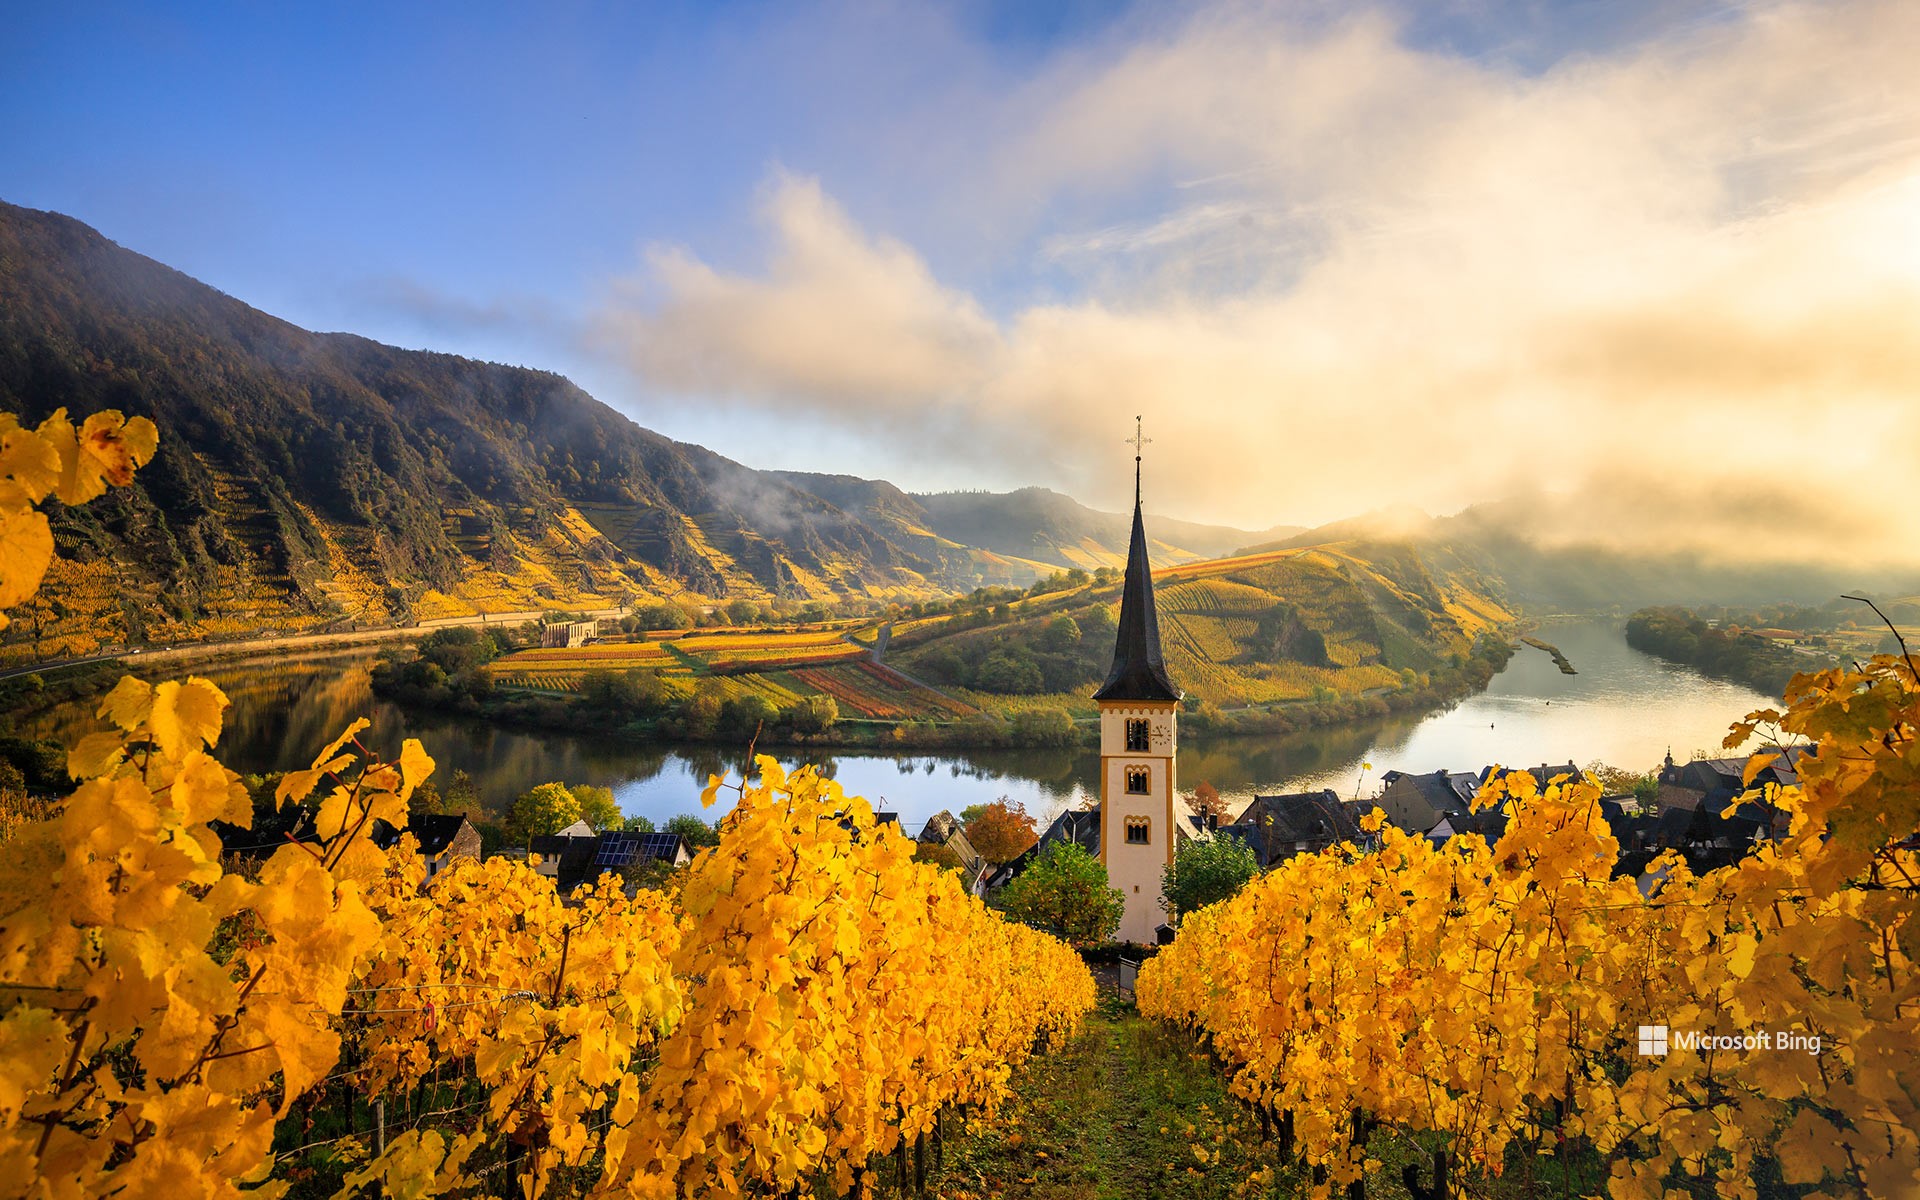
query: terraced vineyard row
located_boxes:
[792,661,975,719]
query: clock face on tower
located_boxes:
[1150,722,1171,752]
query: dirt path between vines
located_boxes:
[935,994,1299,1200]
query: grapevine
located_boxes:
[1139,656,1920,1198]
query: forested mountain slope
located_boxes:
[0,202,1275,659]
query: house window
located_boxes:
[1125,766,1151,795]
[1125,718,1151,752]
[1125,816,1151,844]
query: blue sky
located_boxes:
[5,1,1917,559]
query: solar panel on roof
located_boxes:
[594,832,641,868]
[637,833,681,861]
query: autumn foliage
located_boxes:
[963,798,1039,864]
[1139,655,1920,1198]
[0,409,1096,1199]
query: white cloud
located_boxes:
[602,174,998,423]
[599,1,1920,564]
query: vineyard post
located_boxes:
[374,1097,386,1157]
[914,1129,927,1194]
[1403,1148,1449,1200]
[1346,1108,1366,1200]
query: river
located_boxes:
[20,619,1776,832]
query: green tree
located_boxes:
[975,648,1044,694]
[418,626,499,674]
[996,842,1124,947]
[580,668,668,715]
[631,602,695,630]
[665,813,720,850]
[1010,706,1075,746]
[1040,614,1081,652]
[1161,835,1260,922]
[506,782,583,841]
[443,768,480,813]
[568,783,623,831]
[718,694,777,740]
[782,694,839,738]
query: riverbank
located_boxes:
[9,618,1777,832]
[369,632,1520,753]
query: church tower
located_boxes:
[1094,419,1184,945]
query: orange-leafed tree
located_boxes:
[1189,779,1228,823]
[965,797,1039,863]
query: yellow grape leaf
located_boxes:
[172,750,250,827]
[313,718,371,768]
[314,787,354,841]
[276,755,351,809]
[257,1003,339,1116]
[398,739,435,797]
[1725,932,1758,979]
[149,677,228,761]
[0,413,61,505]
[0,506,55,615]
[98,675,154,732]
[42,408,160,505]
[362,788,408,832]
[1742,753,1780,788]
[66,730,128,781]
[0,1007,70,1123]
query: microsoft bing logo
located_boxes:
[1638,1025,1669,1056]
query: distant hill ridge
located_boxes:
[1252,503,1920,612]
[0,200,1286,660]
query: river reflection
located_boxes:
[20,620,1776,829]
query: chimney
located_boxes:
[1206,812,1218,832]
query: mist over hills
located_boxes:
[5,197,1898,666]
[1258,501,1920,613]
[0,201,1275,657]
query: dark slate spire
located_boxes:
[1094,421,1181,703]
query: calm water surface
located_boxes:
[23,620,1774,829]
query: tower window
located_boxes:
[1125,766,1151,795]
[1125,816,1151,844]
[1125,718,1151,752]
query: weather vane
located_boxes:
[1127,415,1150,504]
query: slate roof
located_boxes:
[1230,790,1357,843]
[1093,498,1180,703]
[1381,769,1480,815]
[367,813,472,856]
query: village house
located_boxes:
[1218,790,1363,867]
[1375,768,1482,833]
[1641,747,1801,865]
[1377,762,1585,836]
[368,813,483,885]
[917,810,989,893]
[217,810,483,887]
[529,828,691,894]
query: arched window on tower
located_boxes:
[1125,766,1150,794]
[1125,816,1151,844]
[1125,718,1150,752]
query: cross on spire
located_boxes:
[1127,415,1150,505]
